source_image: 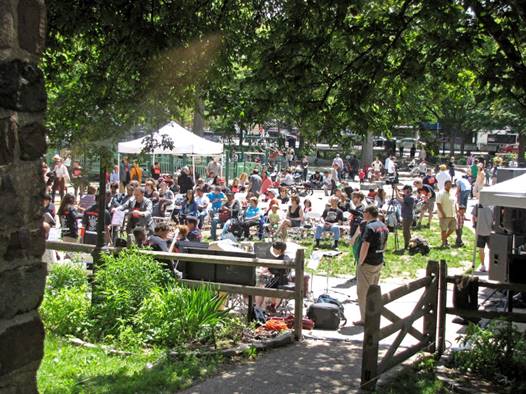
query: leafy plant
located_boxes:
[452,321,526,390]
[45,262,87,294]
[90,248,174,338]
[135,284,227,347]
[40,285,91,337]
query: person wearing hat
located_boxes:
[185,216,202,242]
[51,155,70,202]
[436,164,451,191]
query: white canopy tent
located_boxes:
[118,121,223,155]
[479,172,526,209]
[117,121,224,180]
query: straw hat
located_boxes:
[52,154,62,161]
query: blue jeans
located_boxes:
[315,223,340,240]
[210,217,225,240]
[459,190,470,208]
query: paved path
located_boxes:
[181,339,366,394]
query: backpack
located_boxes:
[312,294,347,327]
[408,236,430,256]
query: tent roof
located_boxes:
[117,121,223,155]
[479,172,526,209]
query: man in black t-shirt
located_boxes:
[355,205,388,326]
[82,203,112,245]
[314,197,343,249]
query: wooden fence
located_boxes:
[361,259,526,391]
[361,260,440,391]
[45,240,305,340]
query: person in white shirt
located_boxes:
[280,169,295,186]
[109,165,120,183]
[51,155,70,202]
[371,158,383,180]
[435,164,451,191]
[436,180,457,247]
[385,155,396,178]
[194,187,210,229]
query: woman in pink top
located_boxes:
[260,171,273,195]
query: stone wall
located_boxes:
[0,0,47,393]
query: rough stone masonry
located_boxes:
[0,0,47,393]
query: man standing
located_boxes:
[395,185,415,250]
[471,203,493,272]
[371,157,383,180]
[207,157,221,178]
[354,206,389,326]
[51,155,70,202]
[248,168,263,197]
[332,154,344,179]
[436,180,457,247]
[119,156,130,193]
[456,175,471,208]
[436,164,451,191]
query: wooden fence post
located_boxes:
[294,248,305,341]
[424,260,439,353]
[361,284,382,391]
[436,260,447,357]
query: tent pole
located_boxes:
[192,156,196,183]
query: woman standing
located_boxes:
[474,163,485,199]
[57,193,80,243]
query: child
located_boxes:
[455,205,466,247]
[268,204,281,228]
[358,168,366,183]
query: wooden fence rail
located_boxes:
[361,260,440,391]
[45,240,305,340]
[362,258,526,391]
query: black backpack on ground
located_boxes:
[408,236,430,256]
[306,294,347,330]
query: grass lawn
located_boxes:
[38,335,220,394]
[301,222,476,279]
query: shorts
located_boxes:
[439,217,456,232]
[422,198,435,214]
[476,235,490,248]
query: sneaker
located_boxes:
[479,266,487,273]
[440,242,450,248]
[353,320,364,326]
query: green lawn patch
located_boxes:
[302,222,475,279]
[38,335,219,394]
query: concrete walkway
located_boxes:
[181,339,365,394]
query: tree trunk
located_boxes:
[361,131,374,167]
[460,135,465,156]
[519,133,526,167]
[192,96,205,136]
[449,127,455,158]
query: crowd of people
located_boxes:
[41,148,508,325]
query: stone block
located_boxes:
[0,115,16,165]
[0,317,44,378]
[18,0,46,56]
[0,264,47,319]
[19,122,47,160]
[0,59,46,112]
[0,0,16,50]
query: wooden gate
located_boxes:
[360,260,440,391]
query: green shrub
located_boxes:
[135,285,226,347]
[90,248,174,338]
[452,321,526,390]
[46,262,87,294]
[40,285,91,337]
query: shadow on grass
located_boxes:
[74,354,219,394]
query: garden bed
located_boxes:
[38,248,293,393]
